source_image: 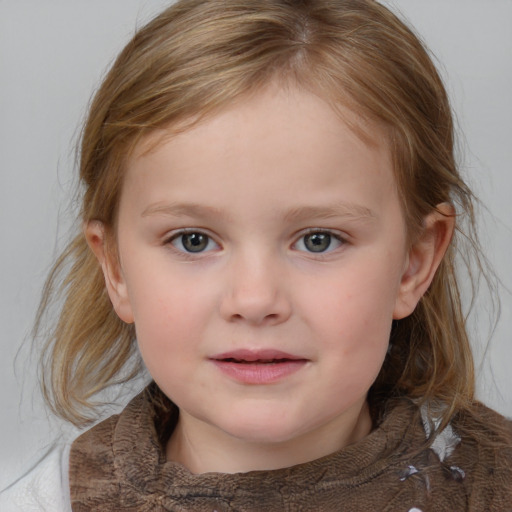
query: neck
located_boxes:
[166,401,372,474]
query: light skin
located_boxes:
[87,84,454,474]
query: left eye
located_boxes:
[170,232,218,253]
[294,232,343,253]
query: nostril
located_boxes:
[220,285,292,325]
[228,311,285,326]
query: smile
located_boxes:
[210,349,308,384]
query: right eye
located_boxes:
[169,232,218,253]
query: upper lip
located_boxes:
[210,349,307,362]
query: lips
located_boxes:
[212,348,304,362]
[210,349,308,384]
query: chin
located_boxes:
[217,414,310,446]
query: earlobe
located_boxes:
[84,221,134,324]
[393,203,455,319]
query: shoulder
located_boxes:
[0,442,72,512]
[448,402,512,507]
[0,415,121,512]
[69,413,123,506]
[452,401,512,461]
[69,413,119,480]
[383,399,512,510]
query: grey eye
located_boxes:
[303,232,332,252]
[177,233,210,252]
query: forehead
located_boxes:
[122,85,397,220]
[133,83,390,163]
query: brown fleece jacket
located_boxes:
[69,387,512,511]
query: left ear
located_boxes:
[393,203,455,319]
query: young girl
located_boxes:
[1,0,511,510]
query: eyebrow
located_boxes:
[141,202,230,220]
[283,204,377,223]
[141,201,377,223]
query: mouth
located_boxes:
[220,358,296,364]
[210,349,308,384]
[211,349,306,363]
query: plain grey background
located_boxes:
[1,0,511,487]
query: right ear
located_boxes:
[84,221,134,324]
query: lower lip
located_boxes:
[211,359,308,384]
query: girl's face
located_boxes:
[97,85,440,473]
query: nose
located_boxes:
[220,250,292,326]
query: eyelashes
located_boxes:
[293,231,344,254]
[168,230,220,254]
[165,229,347,256]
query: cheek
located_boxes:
[300,261,400,381]
[305,265,400,336]
[125,271,213,362]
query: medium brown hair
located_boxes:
[38,0,483,427]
